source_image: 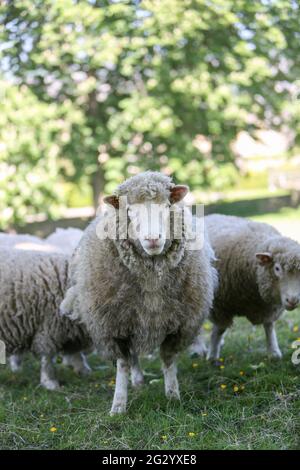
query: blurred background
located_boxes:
[0,0,300,240]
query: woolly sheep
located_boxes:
[0,232,58,253]
[204,214,300,360]
[0,248,91,389]
[0,227,83,255]
[0,229,87,375]
[45,227,83,255]
[61,171,216,415]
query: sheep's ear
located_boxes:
[169,185,189,203]
[256,252,273,266]
[104,195,119,209]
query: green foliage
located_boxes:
[1,0,300,224]
[0,81,85,228]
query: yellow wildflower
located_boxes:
[220,384,227,390]
[188,432,196,437]
[50,426,57,433]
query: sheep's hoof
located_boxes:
[77,364,92,376]
[109,403,127,415]
[41,379,60,391]
[71,362,92,376]
[9,356,22,372]
[131,371,144,388]
[206,353,220,363]
[165,389,180,401]
[268,349,283,360]
[188,343,208,358]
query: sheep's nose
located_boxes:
[285,296,299,308]
[145,236,161,248]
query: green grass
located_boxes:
[1,313,300,450]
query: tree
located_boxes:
[1,0,300,220]
[0,80,85,228]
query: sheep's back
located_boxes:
[205,214,280,325]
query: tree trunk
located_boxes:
[91,166,105,212]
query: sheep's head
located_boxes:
[256,246,300,311]
[104,172,188,256]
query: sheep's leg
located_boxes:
[110,358,129,415]
[40,355,60,391]
[130,354,144,388]
[188,329,207,357]
[9,354,23,372]
[62,352,91,375]
[207,324,226,360]
[264,322,282,359]
[160,340,180,400]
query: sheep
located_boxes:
[0,248,91,389]
[0,232,58,253]
[203,214,300,360]
[0,229,87,375]
[45,227,83,255]
[61,171,216,415]
[0,228,83,255]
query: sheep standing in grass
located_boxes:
[204,214,300,360]
[61,172,216,414]
[0,229,88,375]
[0,248,91,389]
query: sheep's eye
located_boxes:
[274,264,281,275]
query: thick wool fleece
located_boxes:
[206,214,300,327]
[63,172,216,361]
[0,249,89,357]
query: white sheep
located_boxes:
[61,172,216,414]
[0,229,89,378]
[203,214,300,360]
[0,248,91,389]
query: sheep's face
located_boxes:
[256,253,300,310]
[104,184,189,256]
[127,201,171,255]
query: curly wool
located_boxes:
[63,172,216,360]
[115,171,174,204]
[0,248,90,357]
[206,214,300,327]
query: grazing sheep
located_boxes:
[204,214,300,360]
[0,248,91,389]
[61,171,216,414]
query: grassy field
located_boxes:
[0,313,300,450]
[1,205,300,450]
